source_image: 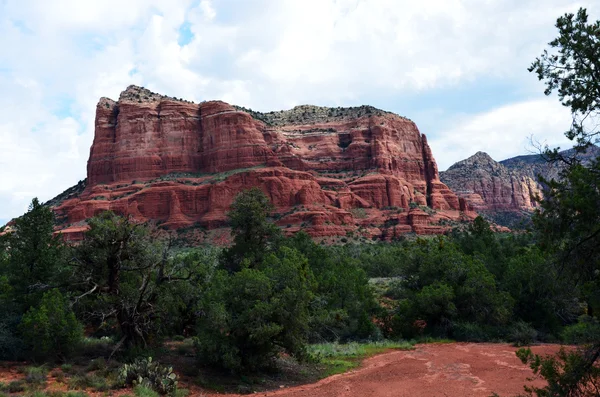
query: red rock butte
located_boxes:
[52,85,477,242]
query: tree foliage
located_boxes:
[72,212,195,351]
[2,198,66,311]
[195,246,314,371]
[524,6,600,395]
[19,289,83,361]
[221,188,281,272]
[529,7,600,150]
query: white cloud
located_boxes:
[429,98,574,170]
[0,0,598,221]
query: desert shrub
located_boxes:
[117,357,178,395]
[561,315,600,344]
[68,373,111,392]
[133,385,160,397]
[385,238,513,339]
[79,337,114,358]
[19,289,83,360]
[6,380,25,393]
[508,321,538,346]
[285,233,378,342]
[25,366,48,386]
[349,208,367,219]
[86,358,107,372]
[452,322,502,342]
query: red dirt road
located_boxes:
[211,343,561,397]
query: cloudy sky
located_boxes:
[0,0,597,224]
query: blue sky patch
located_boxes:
[178,21,194,46]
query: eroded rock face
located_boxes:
[53,85,475,241]
[440,152,542,212]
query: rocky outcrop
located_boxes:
[440,152,542,213]
[440,147,600,227]
[53,86,475,241]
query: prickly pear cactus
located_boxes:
[118,357,178,395]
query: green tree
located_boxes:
[195,246,314,372]
[529,8,600,151]
[19,289,83,361]
[0,199,67,359]
[221,188,281,272]
[72,212,194,352]
[3,198,66,311]
[387,238,512,338]
[523,7,600,394]
[285,232,377,341]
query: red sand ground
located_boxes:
[0,343,562,396]
[210,343,561,397]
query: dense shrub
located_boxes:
[507,321,538,346]
[285,233,378,342]
[561,315,600,344]
[195,246,313,372]
[19,289,83,360]
[385,238,512,339]
[0,315,25,360]
[451,322,503,342]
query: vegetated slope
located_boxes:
[50,85,476,242]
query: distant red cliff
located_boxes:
[52,85,476,242]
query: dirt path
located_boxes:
[208,343,561,397]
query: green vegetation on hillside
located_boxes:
[0,186,597,394]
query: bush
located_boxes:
[117,357,178,395]
[517,345,600,396]
[452,322,502,342]
[6,380,25,393]
[86,358,107,372]
[561,315,600,344]
[68,373,111,392]
[19,289,83,360]
[25,366,48,386]
[195,247,313,372]
[133,385,160,397]
[0,315,25,360]
[79,337,114,358]
[508,321,538,346]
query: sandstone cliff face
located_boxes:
[440,152,542,213]
[440,147,600,228]
[53,86,475,241]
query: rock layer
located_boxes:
[53,86,475,241]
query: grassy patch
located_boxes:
[21,392,89,397]
[4,380,26,393]
[133,385,159,397]
[67,373,112,392]
[308,340,414,377]
[25,366,49,388]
